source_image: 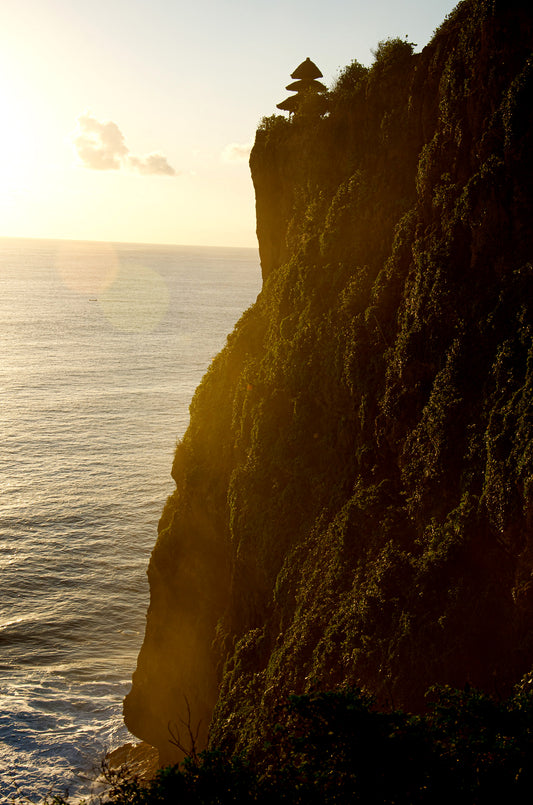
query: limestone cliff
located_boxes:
[125,0,533,764]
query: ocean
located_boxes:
[0,238,261,802]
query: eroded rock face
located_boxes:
[125,0,533,763]
[249,124,290,283]
[124,490,231,764]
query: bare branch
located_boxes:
[167,696,203,765]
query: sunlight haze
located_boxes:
[0,0,458,247]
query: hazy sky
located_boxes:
[0,0,458,247]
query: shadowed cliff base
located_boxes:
[125,0,533,767]
[102,684,533,803]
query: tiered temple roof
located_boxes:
[276,58,327,115]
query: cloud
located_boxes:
[73,113,128,170]
[72,112,176,176]
[127,152,175,176]
[221,141,253,164]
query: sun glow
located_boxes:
[0,79,37,188]
[0,0,457,248]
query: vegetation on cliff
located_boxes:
[55,682,533,803]
[124,0,533,777]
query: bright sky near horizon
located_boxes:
[0,0,458,248]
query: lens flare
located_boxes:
[55,241,119,295]
[99,264,169,332]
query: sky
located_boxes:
[0,0,459,248]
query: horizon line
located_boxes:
[0,234,259,251]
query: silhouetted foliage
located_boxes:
[330,59,368,98]
[54,684,533,803]
[370,37,416,70]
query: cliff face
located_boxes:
[125,0,533,763]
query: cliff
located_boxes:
[124,0,533,765]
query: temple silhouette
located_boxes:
[276,57,327,116]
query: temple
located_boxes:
[276,57,328,116]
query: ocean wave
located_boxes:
[0,239,260,799]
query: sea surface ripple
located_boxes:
[0,238,261,801]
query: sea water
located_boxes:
[0,238,261,802]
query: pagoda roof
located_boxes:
[290,57,323,80]
[276,95,300,113]
[285,78,327,93]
